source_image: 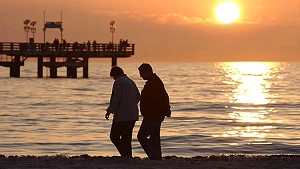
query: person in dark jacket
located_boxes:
[137,63,171,160]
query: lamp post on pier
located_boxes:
[23,20,30,43]
[109,21,116,44]
[109,21,117,66]
[30,21,37,41]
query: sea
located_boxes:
[0,62,299,157]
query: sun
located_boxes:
[216,2,240,24]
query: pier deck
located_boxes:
[0,42,135,78]
[0,42,134,58]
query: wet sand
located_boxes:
[0,154,299,169]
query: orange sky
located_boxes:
[1,0,300,62]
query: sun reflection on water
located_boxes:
[215,62,281,145]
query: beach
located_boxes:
[1,154,299,169]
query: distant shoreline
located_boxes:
[1,154,299,169]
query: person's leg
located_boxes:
[110,121,125,156]
[138,118,163,160]
[137,118,154,159]
[120,121,136,157]
[149,120,162,160]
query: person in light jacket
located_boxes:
[106,66,140,158]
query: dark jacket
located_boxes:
[140,73,171,120]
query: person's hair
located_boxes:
[110,66,124,77]
[138,63,153,72]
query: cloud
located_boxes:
[91,10,261,26]
[138,13,207,25]
[92,10,214,25]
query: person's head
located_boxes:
[110,66,124,80]
[138,63,153,80]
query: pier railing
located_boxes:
[0,41,135,78]
[0,42,134,58]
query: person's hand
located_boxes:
[105,112,111,120]
[166,109,171,118]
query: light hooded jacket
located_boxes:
[107,74,140,122]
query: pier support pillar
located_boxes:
[112,57,117,67]
[10,66,20,77]
[83,57,89,78]
[37,56,43,78]
[10,56,21,78]
[50,56,57,78]
[67,67,77,78]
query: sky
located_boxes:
[1,0,300,62]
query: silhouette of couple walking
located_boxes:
[105,63,171,160]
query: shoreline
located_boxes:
[1,154,299,169]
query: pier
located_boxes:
[0,41,134,78]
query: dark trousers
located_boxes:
[110,121,136,157]
[137,117,163,160]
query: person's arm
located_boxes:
[135,84,141,104]
[157,83,171,117]
[106,80,123,117]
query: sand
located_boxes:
[0,154,299,169]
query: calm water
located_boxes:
[0,62,299,157]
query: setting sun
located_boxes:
[216,1,240,24]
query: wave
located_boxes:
[172,102,300,112]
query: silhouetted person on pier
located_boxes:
[72,42,76,51]
[53,38,59,51]
[119,39,129,51]
[93,40,97,51]
[87,40,91,51]
[106,66,140,158]
[66,43,70,51]
[82,42,86,51]
[45,42,50,51]
[119,39,123,51]
[137,63,171,160]
[124,39,129,51]
[62,39,67,51]
[108,41,114,51]
[73,42,79,51]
